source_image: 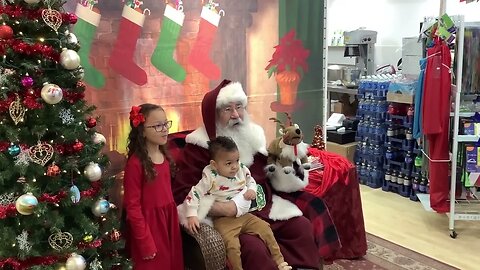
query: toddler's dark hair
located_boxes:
[208,136,238,160]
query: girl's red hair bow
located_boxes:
[129,106,145,127]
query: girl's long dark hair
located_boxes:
[126,103,175,181]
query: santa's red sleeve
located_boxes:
[123,156,157,257]
[173,144,211,204]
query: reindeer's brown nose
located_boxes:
[296,129,301,134]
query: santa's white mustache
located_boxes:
[227,118,242,127]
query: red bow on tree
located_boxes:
[129,106,145,127]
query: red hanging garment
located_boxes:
[421,39,451,213]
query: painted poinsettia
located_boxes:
[265,29,310,78]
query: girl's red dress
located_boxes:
[123,155,183,270]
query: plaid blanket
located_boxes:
[279,190,341,258]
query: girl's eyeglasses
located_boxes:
[145,120,173,132]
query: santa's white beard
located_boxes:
[216,113,257,166]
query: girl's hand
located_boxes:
[143,252,156,260]
[187,216,200,234]
[243,189,256,200]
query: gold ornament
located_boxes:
[42,8,62,32]
[29,142,54,166]
[83,235,93,243]
[41,83,63,105]
[48,231,73,251]
[9,95,26,125]
[55,264,67,270]
[65,253,86,270]
[15,193,38,215]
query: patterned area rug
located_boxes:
[325,234,459,270]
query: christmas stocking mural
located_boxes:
[108,5,147,86]
[73,4,105,89]
[150,5,186,82]
[188,6,222,80]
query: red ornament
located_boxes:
[86,117,97,128]
[80,181,101,197]
[0,25,13,40]
[76,81,86,89]
[0,141,9,152]
[77,239,102,249]
[109,229,121,242]
[46,163,61,177]
[72,140,84,152]
[55,144,65,155]
[67,13,78,24]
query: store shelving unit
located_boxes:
[446,15,480,239]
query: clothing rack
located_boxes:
[417,15,480,238]
[447,15,480,238]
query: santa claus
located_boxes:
[173,80,340,270]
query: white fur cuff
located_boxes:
[164,4,185,25]
[268,195,302,221]
[201,6,221,26]
[231,188,251,217]
[75,3,101,26]
[122,5,145,26]
[177,196,216,226]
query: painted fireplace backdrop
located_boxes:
[64,0,325,153]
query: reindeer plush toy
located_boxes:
[267,114,310,175]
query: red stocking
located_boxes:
[108,6,147,86]
[188,7,221,80]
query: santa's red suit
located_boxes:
[173,80,340,269]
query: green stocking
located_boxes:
[151,5,186,83]
[73,4,105,89]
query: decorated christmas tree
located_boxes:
[311,125,325,150]
[0,0,127,269]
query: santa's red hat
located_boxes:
[201,80,247,140]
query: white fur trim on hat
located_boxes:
[75,3,101,26]
[216,82,248,108]
[122,5,145,26]
[201,6,221,27]
[164,4,185,26]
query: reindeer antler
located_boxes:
[284,113,293,126]
[269,117,285,130]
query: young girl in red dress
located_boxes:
[123,104,183,270]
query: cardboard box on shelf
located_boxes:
[326,141,358,163]
[332,101,358,116]
[387,92,414,104]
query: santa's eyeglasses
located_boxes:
[145,121,173,132]
[220,104,245,115]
